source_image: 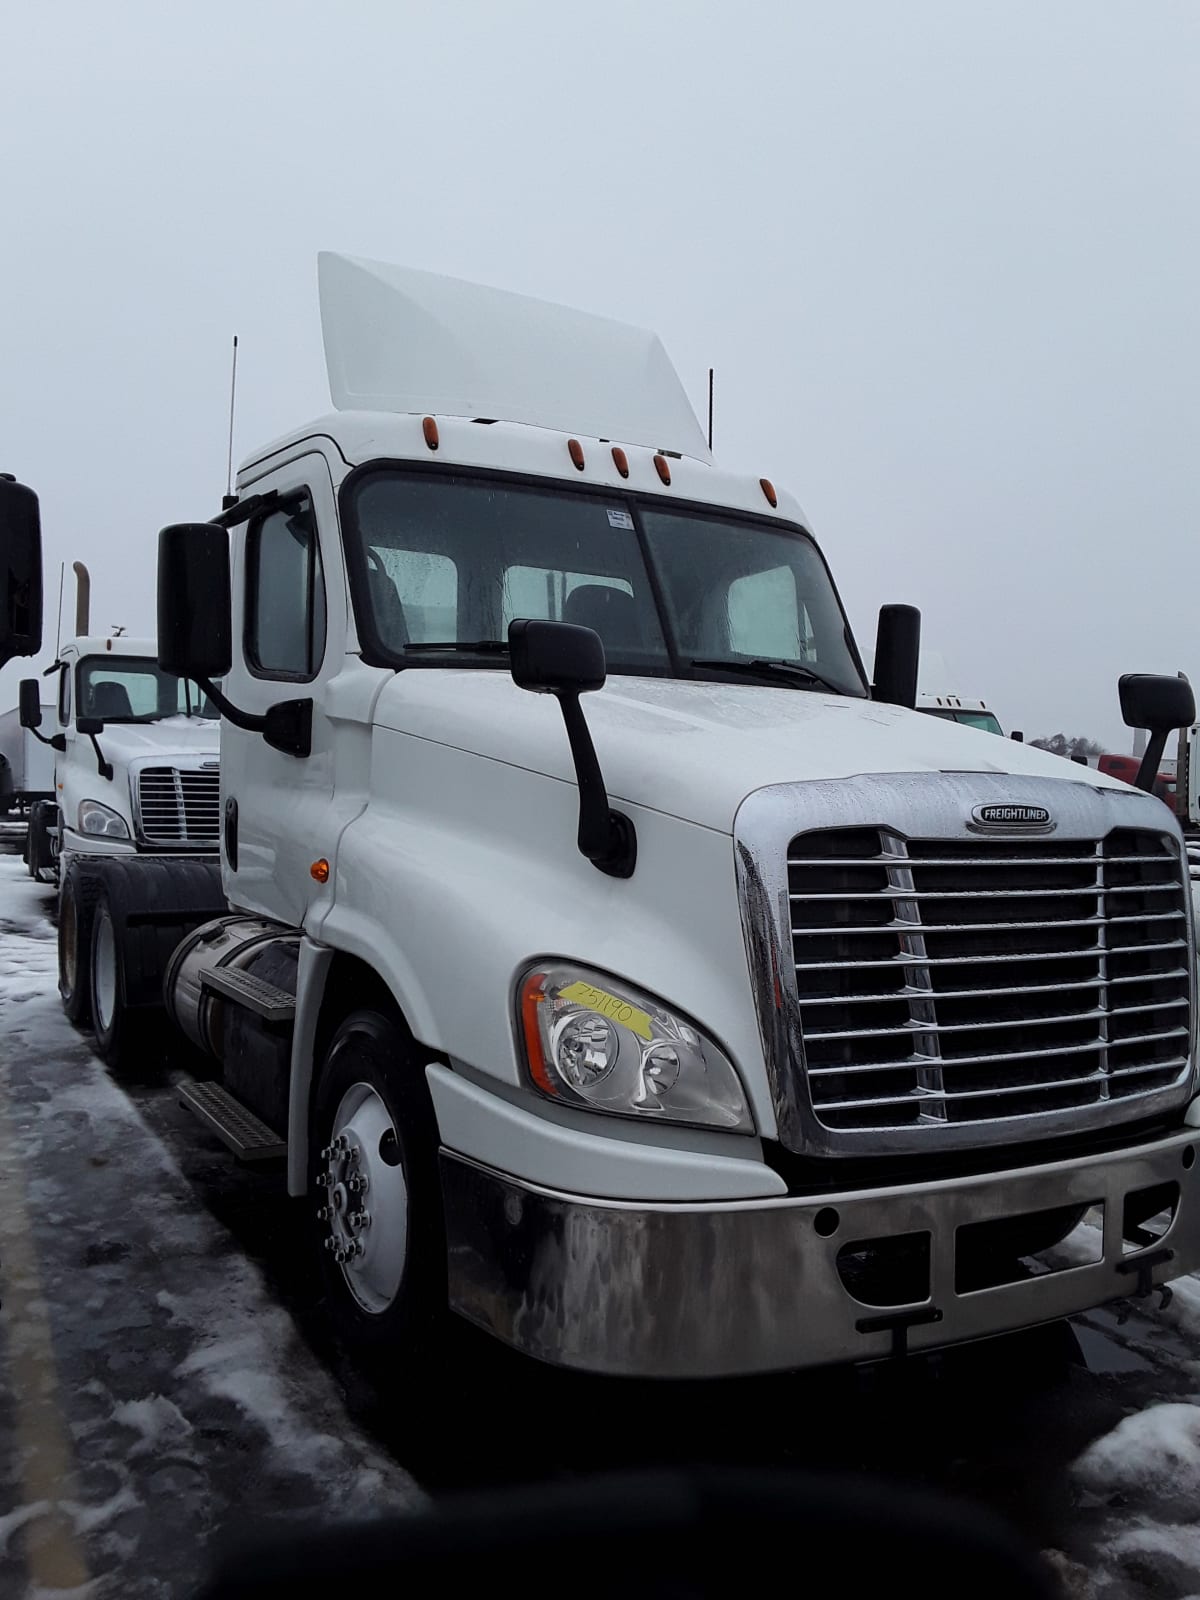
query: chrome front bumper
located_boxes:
[441,1129,1200,1377]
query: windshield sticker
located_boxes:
[606,508,634,530]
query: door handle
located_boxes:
[224,796,238,871]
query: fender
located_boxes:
[286,935,335,1195]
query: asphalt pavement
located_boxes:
[4,832,1200,1598]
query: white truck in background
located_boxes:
[11,562,221,1044]
[1,258,1198,1380]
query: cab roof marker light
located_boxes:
[568,438,586,471]
[422,416,439,451]
[611,447,629,478]
[760,478,778,508]
[653,454,671,486]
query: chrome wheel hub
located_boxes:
[317,1082,408,1314]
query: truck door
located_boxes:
[222,454,343,927]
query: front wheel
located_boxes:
[59,865,99,1023]
[88,895,141,1067]
[309,1008,445,1358]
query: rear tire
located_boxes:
[88,894,142,1067]
[309,1007,445,1361]
[59,864,100,1024]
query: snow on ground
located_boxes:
[0,853,421,1600]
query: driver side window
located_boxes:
[245,502,327,681]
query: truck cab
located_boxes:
[49,636,220,861]
[2,257,1198,1379]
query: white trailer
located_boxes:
[0,702,56,813]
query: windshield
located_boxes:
[922,707,1004,736]
[76,656,217,722]
[343,470,867,696]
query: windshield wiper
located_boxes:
[688,657,846,695]
[403,640,510,654]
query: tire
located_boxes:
[88,893,143,1067]
[309,1008,446,1359]
[59,864,100,1023]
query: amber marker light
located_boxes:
[520,970,556,1095]
[653,454,671,485]
[760,478,778,507]
[611,447,629,478]
[422,416,439,451]
[568,438,585,471]
[310,859,330,883]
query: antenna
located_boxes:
[54,562,65,654]
[707,367,714,451]
[223,334,239,510]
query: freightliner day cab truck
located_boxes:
[5,551,221,1050]
[2,256,1199,1376]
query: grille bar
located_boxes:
[786,852,1167,869]
[806,1026,1189,1076]
[788,825,1191,1132]
[794,940,1188,972]
[798,969,1191,1005]
[790,881,1181,902]
[808,996,1188,1041]
[815,1059,1187,1113]
[791,910,1184,937]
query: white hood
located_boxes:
[375,673,1127,834]
[93,719,220,767]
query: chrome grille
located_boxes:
[789,826,1191,1131]
[136,766,220,847]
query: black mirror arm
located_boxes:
[29,727,66,753]
[556,693,636,879]
[195,676,313,759]
[84,731,113,781]
[1136,729,1169,794]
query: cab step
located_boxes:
[178,1080,286,1162]
[201,965,296,1023]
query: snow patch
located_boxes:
[1074,1402,1200,1499]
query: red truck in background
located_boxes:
[1096,752,1176,807]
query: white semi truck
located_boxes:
[10,564,221,1047]
[1,258,1198,1377]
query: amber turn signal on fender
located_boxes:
[310,858,330,883]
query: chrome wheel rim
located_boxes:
[317,1082,408,1315]
[93,914,116,1033]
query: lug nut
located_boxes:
[315,1173,330,1188]
[320,1145,333,1160]
[316,1206,330,1221]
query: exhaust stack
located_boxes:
[73,561,90,636]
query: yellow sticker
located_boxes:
[559,980,652,1040]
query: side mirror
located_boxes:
[1010,730,1024,743]
[509,618,606,695]
[1119,673,1196,794]
[19,678,42,729]
[76,716,102,736]
[0,478,44,668]
[158,523,232,680]
[508,619,635,878]
[872,604,920,709]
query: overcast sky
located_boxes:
[2,0,1196,747]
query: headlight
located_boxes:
[78,800,130,840]
[518,964,753,1132]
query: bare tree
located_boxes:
[1030,734,1106,760]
